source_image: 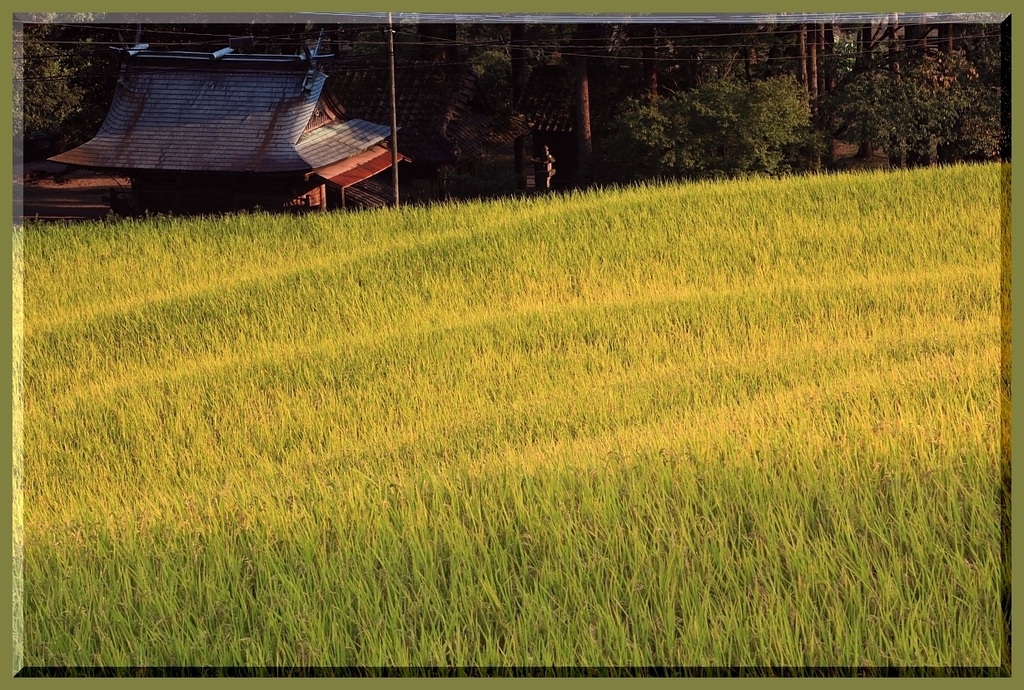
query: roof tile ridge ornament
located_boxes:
[302,29,326,93]
[110,42,146,88]
[121,43,149,57]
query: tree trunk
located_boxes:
[511,23,528,190]
[808,25,819,119]
[684,48,698,89]
[856,24,872,70]
[940,23,954,54]
[903,24,918,54]
[574,32,594,178]
[797,24,808,94]
[823,24,835,92]
[907,21,931,60]
[808,25,820,170]
[887,16,899,74]
[767,42,780,78]
[937,24,958,164]
[823,24,837,166]
[641,24,658,100]
[888,15,903,168]
[419,23,457,62]
[856,24,874,159]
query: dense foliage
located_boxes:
[598,76,812,182]
[833,50,1001,165]
[17,22,120,154]
[16,17,1006,184]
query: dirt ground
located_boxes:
[16,161,130,222]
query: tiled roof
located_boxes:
[447,108,530,161]
[320,145,408,188]
[51,52,391,173]
[515,63,575,133]
[297,119,394,171]
[327,61,529,166]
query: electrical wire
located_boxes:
[14,22,1002,83]
[18,22,1002,49]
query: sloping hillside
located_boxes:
[17,164,1005,668]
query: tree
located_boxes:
[19,22,120,151]
[598,75,812,183]
[833,22,1002,168]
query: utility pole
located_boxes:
[387,12,400,207]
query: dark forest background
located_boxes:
[15,16,1009,196]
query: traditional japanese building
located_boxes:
[50,43,406,215]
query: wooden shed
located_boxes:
[50,44,406,215]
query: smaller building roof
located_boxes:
[318,145,409,189]
[297,120,397,171]
[515,63,576,133]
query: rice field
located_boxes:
[14,163,1006,671]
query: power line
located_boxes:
[13,48,998,84]
[14,21,1002,83]
[18,21,1003,46]
[17,29,1003,60]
